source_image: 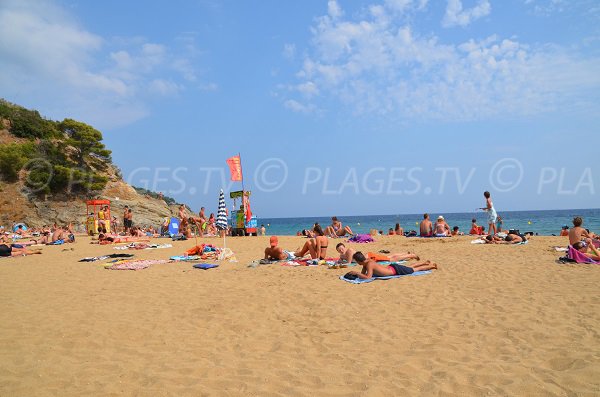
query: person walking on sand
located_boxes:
[480,191,497,236]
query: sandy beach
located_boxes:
[1,235,599,396]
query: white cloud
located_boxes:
[282,0,600,121]
[442,0,491,28]
[284,99,315,113]
[0,0,203,129]
[283,43,296,60]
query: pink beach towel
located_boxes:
[567,246,599,264]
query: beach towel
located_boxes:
[47,239,64,245]
[471,239,486,244]
[79,253,134,262]
[193,263,219,270]
[347,234,374,243]
[170,255,201,261]
[564,245,599,264]
[339,270,432,284]
[105,259,170,270]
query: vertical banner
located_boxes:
[243,192,252,223]
[226,155,243,181]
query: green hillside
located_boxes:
[0,99,112,196]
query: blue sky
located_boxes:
[1,0,599,217]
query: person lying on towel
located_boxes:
[573,240,600,261]
[484,232,527,244]
[336,243,420,264]
[264,236,295,261]
[345,251,437,280]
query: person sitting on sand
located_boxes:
[433,216,450,237]
[451,226,464,236]
[295,224,328,260]
[179,205,188,229]
[560,225,569,237]
[264,236,295,261]
[388,228,395,235]
[470,218,484,235]
[0,244,42,257]
[345,251,437,280]
[568,217,596,246]
[419,214,433,237]
[324,217,354,238]
[573,240,600,261]
[394,223,404,236]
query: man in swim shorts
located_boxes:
[419,213,433,237]
[345,252,437,279]
[264,236,294,261]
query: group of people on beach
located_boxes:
[0,223,75,257]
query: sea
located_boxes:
[258,208,600,237]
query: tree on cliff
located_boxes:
[59,119,112,167]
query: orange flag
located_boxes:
[226,155,242,181]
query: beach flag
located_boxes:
[243,192,252,223]
[226,155,243,181]
[216,189,228,231]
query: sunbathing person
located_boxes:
[419,213,433,237]
[324,217,354,237]
[345,251,437,280]
[336,242,356,264]
[394,223,404,236]
[0,244,42,257]
[294,224,328,259]
[451,226,464,236]
[568,217,596,246]
[433,216,451,237]
[264,236,295,261]
[485,233,527,244]
[560,225,569,237]
[573,240,600,261]
[95,233,150,244]
[470,218,484,235]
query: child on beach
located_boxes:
[480,191,497,236]
[345,251,437,280]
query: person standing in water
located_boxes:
[480,191,497,236]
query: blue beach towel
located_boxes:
[193,263,219,270]
[339,270,432,284]
[47,239,64,245]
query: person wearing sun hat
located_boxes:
[264,236,296,261]
[433,215,451,237]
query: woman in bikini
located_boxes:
[325,217,354,237]
[294,224,329,259]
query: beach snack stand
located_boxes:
[229,190,257,236]
[85,199,111,235]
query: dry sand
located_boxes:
[1,235,599,396]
